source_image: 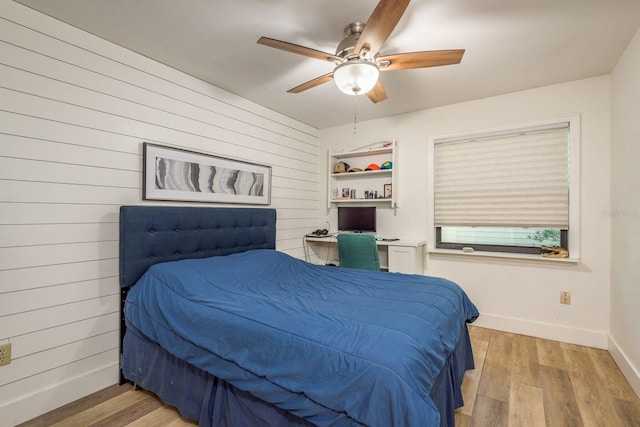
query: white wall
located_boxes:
[0,2,320,425]
[320,76,612,349]
[610,27,640,397]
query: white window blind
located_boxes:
[434,124,569,229]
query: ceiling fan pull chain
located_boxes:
[353,95,359,134]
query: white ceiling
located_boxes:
[14,0,640,129]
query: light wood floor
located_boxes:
[18,326,640,426]
[457,326,640,426]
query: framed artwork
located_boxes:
[143,143,271,205]
[384,183,392,198]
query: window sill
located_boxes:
[428,248,580,264]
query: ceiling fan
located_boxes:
[257,0,464,103]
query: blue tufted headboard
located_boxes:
[118,205,275,384]
[119,205,277,288]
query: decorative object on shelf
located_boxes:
[143,143,271,205]
[365,163,380,171]
[540,246,569,258]
[381,161,393,169]
[334,161,350,173]
[384,184,392,198]
[351,141,394,152]
[342,188,351,198]
[362,190,379,199]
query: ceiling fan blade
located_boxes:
[354,0,410,58]
[258,37,341,63]
[287,73,334,94]
[378,50,465,71]
[366,80,388,103]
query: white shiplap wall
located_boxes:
[0,2,320,425]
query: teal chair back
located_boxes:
[336,233,380,271]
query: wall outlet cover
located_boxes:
[0,343,11,366]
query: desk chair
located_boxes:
[336,233,381,271]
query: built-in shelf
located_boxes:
[328,142,398,208]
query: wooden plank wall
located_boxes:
[0,3,320,425]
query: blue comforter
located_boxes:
[125,249,478,426]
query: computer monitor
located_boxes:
[337,206,376,233]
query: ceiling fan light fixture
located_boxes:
[333,59,380,96]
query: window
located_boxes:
[432,117,579,256]
[436,226,567,254]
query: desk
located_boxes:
[305,235,426,274]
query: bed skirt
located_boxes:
[122,323,474,426]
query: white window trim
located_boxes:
[427,114,581,262]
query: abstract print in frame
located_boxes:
[143,143,271,205]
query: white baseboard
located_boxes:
[472,312,608,349]
[608,335,640,399]
[1,363,118,427]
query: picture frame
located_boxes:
[384,183,392,198]
[143,142,271,205]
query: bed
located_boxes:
[119,205,479,426]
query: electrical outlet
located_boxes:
[560,291,571,305]
[0,343,11,366]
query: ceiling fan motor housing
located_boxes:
[335,22,366,59]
